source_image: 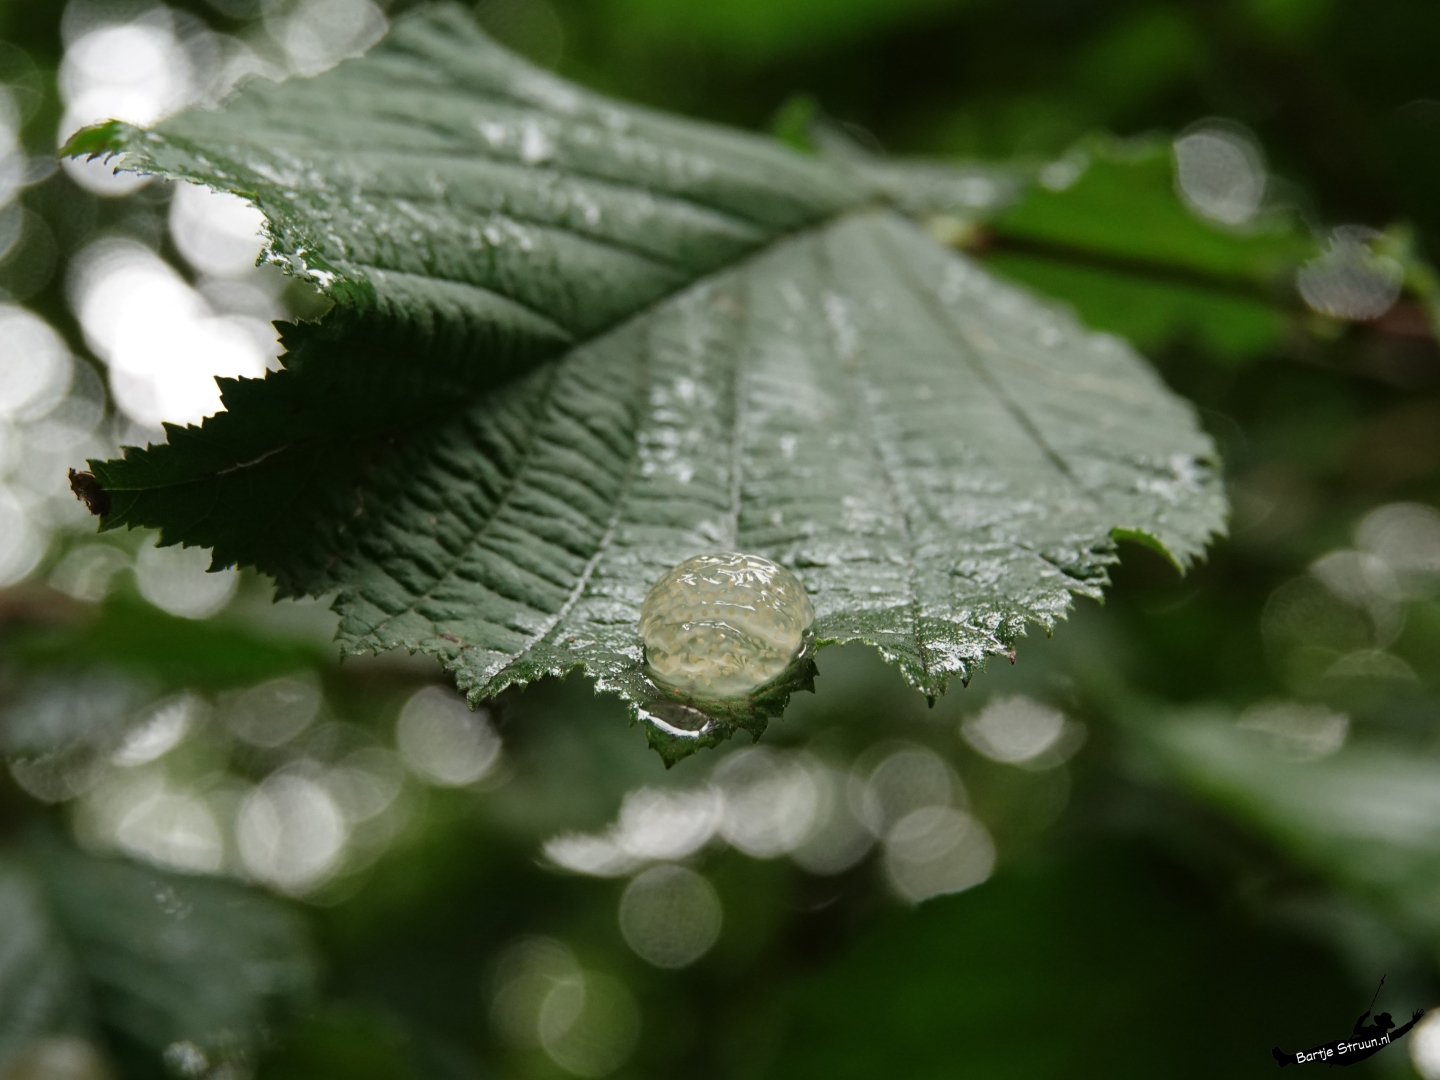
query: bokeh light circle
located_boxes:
[618,863,723,969]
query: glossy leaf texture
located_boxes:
[67,4,1226,761]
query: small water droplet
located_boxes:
[519,120,556,165]
[1297,226,1403,321]
[162,1041,208,1078]
[639,553,814,699]
[1173,121,1267,225]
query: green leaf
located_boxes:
[992,138,1310,283]
[595,0,967,63]
[977,138,1316,364]
[1145,711,1440,941]
[26,836,316,1063]
[0,859,88,1069]
[0,837,315,1072]
[70,5,1225,761]
[3,595,330,694]
[762,844,1359,1080]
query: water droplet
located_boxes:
[519,119,556,165]
[1297,226,1403,321]
[1173,121,1267,226]
[162,1041,208,1078]
[638,553,814,699]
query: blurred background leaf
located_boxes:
[0,856,88,1072]
[25,833,317,1072]
[976,135,1314,364]
[763,842,1362,1080]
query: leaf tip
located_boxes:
[1109,526,1186,573]
[58,119,130,162]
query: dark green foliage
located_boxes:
[1148,711,1440,941]
[766,845,1359,1079]
[0,857,88,1063]
[0,836,314,1074]
[5,595,329,692]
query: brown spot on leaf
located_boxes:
[68,469,110,516]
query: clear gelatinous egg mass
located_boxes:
[639,552,815,699]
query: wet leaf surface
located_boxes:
[68,5,1225,759]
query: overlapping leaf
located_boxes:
[974,138,1316,365]
[0,858,87,1069]
[0,837,314,1070]
[68,4,1226,759]
[1147,711,1440,940]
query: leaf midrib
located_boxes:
[211,131,770,247]
[355,219,795,654]
[813,236,935,683]
[158,112,809,239]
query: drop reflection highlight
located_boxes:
[134,537,238,619]
[112,693,199,767]
[237,771,346,894]
[1411,1009,1440,1080]
[223,674,321,748]
[267,0,389,77]
[714,746,819,858]
[0,305,72,421]
[59,16,192,196]
[1297,227,1403,321]
[1357,503,1440,597]
[538,970,641,1078]
[613,786,722,860]
[68,238,275,428]
[854,744,960,834]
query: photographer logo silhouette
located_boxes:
[1272,976,1425,1068]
